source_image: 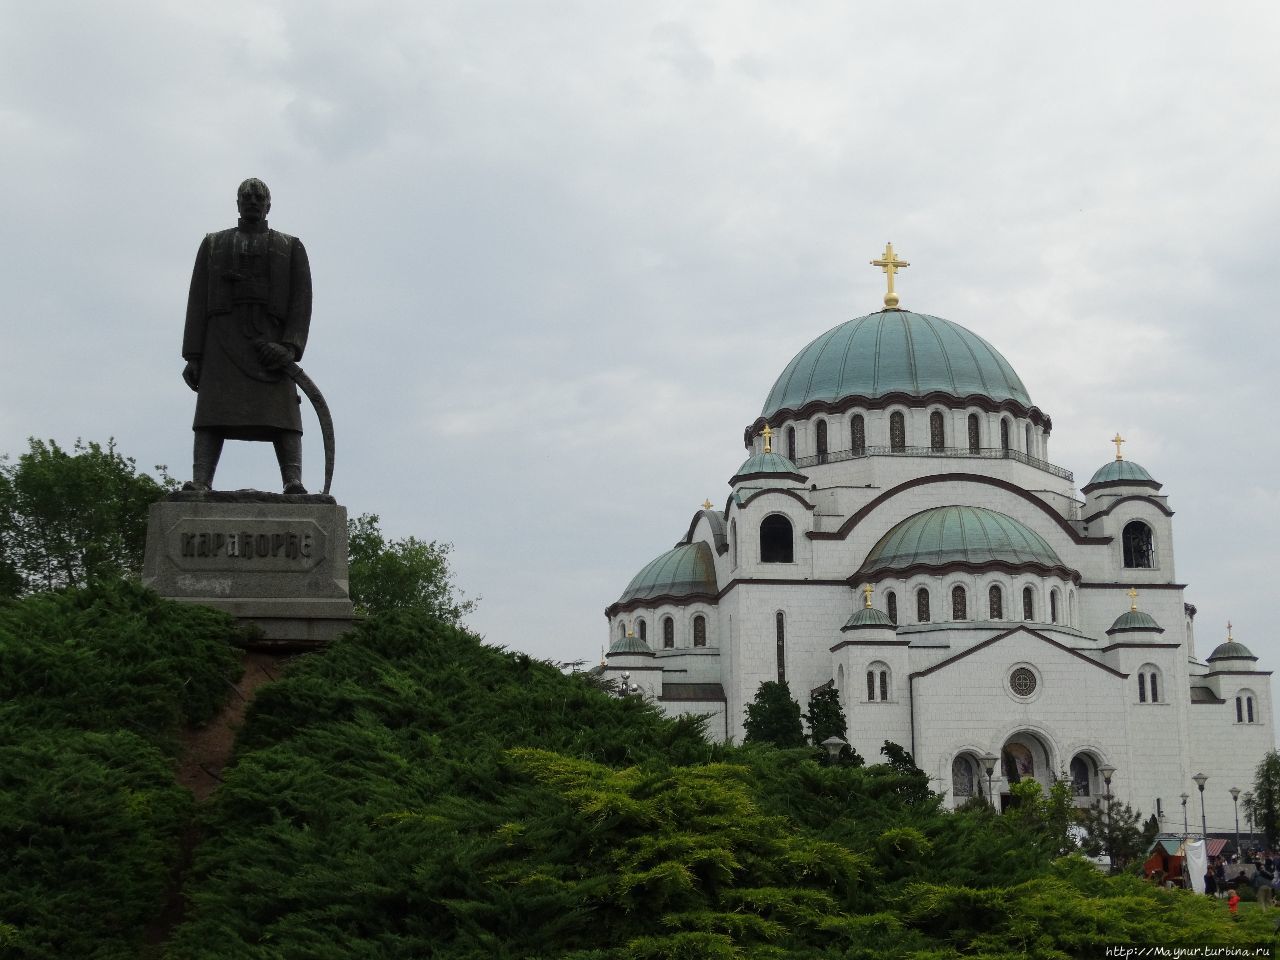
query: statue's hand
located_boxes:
[256,341,294,370]
[182,360,200,391]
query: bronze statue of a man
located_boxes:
[182,178,313,493]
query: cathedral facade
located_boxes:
[603,250,1274,835]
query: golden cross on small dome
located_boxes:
[863,583,874,609]
[871,242,910,310]
[762,423,773,453]
[702,499,714,510]
[1227,621,1234,641]
[1127,586,1138,612]
[626,624,635,638]
[1112,433,1126,461]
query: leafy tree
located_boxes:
[742,680,805,747]
[347,512,477,621]
[1008,777,1078,858]
[803,685,847,747]
[1075,798,1153,870]
[1250,750,1280,849]
[0,438,174,597]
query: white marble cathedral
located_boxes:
[603,244,1274,834]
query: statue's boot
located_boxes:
[275,432,307,495]
[182,430,223,492]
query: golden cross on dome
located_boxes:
[1227,621,1234,641]
[627,623,635,638]
[702,499,714,510]
[863,583,874,609]
[762,424,773,453]
[1112,433,1126,461]
[871,242,910,309]
[1127,586,1138,612]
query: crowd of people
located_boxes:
[1203,853,1279,915]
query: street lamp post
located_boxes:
[821,736,848,764]
[980,753,999,809]
[1180,792,1189,839]
[1100,764,1117,871]
[1230,787,1241,860]
[1193,772,1209,842]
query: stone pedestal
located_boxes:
[142,491,356,650]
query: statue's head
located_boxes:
[237,178,271,223]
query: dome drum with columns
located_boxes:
[603,244,1273,835]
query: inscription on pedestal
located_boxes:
[165,518,327,572]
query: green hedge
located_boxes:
[0,581,243,959]
[169,612,1276,958]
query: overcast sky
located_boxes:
[3,3,1278,681]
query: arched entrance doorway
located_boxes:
[999,731,1054,811]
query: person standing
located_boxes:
[182,178,313,493]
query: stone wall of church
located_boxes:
[1188,687,1275,836]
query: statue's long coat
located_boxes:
[183,224,312,439]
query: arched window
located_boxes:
[1050,589,1059,624]
[1123,521,1155,568]
[786,426,796,461]
[917,587,931,623]
[890,411,906,452]
[662,616,674,649]
[637,619,646,642]
[851,414,866,455]
[1025,423,1033,455]
[619,621,626,640]
[730,519,738,568]
[816,419,828,463]
[1069,589,1077,627]
[886,590,898,624]
[760,515,794,563]
[775,612,786,683]
[952,755,976,797]
[1138,665,1162,703]
[989,584,1004,620]
[867,661,891,701]
[693,615,706,647]
[968,414,980,454]
[1138,673,1147,703]
[1150,671,1159,702]
[1238,691,1257,723]
[952,585,967,621]
[1000,418,1011,452]
[1070,756,1092,796]
[930,411,945,451]
[1022,586,1034,621]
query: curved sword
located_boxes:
[281,360,335,495]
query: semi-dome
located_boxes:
[615,541,717,607]
[1208,640,1256,662]
[858,505,1071,579]
[842,605,897,630]
[1085,459,1158,489]
[761,310,1032,419]
[1107,609,1163,634]
[730,451,806,486]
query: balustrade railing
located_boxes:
[791,445,1074,482]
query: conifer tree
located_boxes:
[743,680,805,747]
[1251,750,1280,849]
[803,686,847,746]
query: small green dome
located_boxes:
[842,606,897,630]
[1086,459,1156,487]
[731,451,806,485]
[616,541,717,605]
[1207,640,1256,662]
[608,632,654,655]
[761,310,1032,418]
[860,505,1065,576]
[1107,609,1163,634]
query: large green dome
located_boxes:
[615,541,717,606]
[859,505,1067,578]
[761,310,1032,419]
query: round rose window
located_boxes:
[1009,667,1037,697]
